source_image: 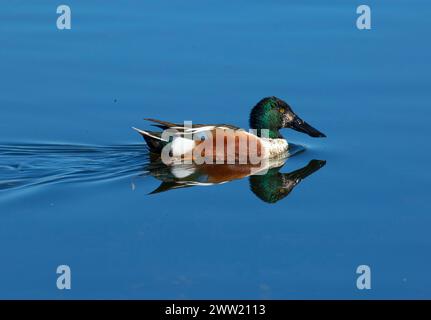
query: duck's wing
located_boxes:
[141,119,265,161]
[144,118,242,132]
[144,118,181,130]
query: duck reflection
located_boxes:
[248,159,325,203]
[144,153,326,204]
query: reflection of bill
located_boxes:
[144,156,326,204]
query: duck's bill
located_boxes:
[282,159,326,187]
[291,118,326,138]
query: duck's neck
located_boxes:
[253,127,283,139]
[249,115,283,139]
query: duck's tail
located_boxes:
[132,127,168,153]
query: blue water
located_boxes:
[1,0,430,299]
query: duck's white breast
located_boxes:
[261,138,289,157]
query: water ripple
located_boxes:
[0,143,150,192]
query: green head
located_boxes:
[249,96,326,139]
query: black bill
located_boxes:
[291,117,326,138]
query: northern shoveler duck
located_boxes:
[133,97,325,163]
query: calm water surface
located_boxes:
[0,0,430,298]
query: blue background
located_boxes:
[0,0,430,298]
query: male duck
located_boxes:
[133,97,325,162]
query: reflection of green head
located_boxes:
[249,160,326,204]
[249,167,286,203]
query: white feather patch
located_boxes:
[170,166,196,179]
[184,126,215,133]
[171,137,196,157]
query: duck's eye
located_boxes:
[279,108,285,113]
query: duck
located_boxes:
[133,96,325,163]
